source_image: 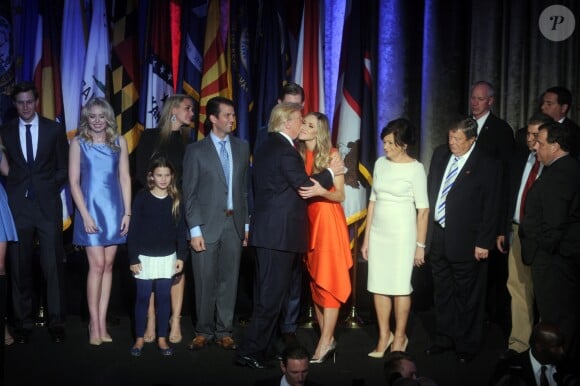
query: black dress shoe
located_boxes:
[235,355,269,369]
[499,348,518,360]
[456,352,475,364]
[49,327,66,343]
[424,344,453,356]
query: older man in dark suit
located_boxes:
[519,121,580,375]
[236,102,343,369]
[0,82,68,343]
[425,117,500,364]
[183,96,250,351]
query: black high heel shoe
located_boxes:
[310,341,336,364]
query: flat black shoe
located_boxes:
[235,355,269,369]
[424,344,453,356]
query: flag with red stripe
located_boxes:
[294,0,324,114]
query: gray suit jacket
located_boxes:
[182,135,250,243]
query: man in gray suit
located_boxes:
[183,96,250,351]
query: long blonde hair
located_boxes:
[147,157,181,219]
[157,94,193,144]
[297,112,332,174]
[77,97,120,151]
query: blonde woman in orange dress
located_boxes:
[297,112,353,364]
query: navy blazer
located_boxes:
[250,132,332,253]
[427,144,501,260]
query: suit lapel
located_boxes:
[7,121,28,166]
[205,136,228,186]
[453,149,478,188]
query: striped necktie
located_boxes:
[435,156,459,228]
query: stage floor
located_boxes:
[3,246,507,386]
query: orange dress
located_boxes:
[305,149,353,308]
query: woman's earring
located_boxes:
[171,114,177,123]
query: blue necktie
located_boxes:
[219,140,229,187]
[435,156,459,228]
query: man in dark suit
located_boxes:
[490,322,567,386]
[496,113,553,360]
[470,80,515,333]
[470,80,514,162]
[519,121,580,375]
[425,117,500,364]
[0,82,68,343]
[251,82,306,346]
[540,86,580,159]
[236,102,343,369]
[183,96,250,351]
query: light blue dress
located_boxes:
[0,180,18,242]
[72,138,126,246]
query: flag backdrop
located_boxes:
[198,0,232,137]
[332,0,376,228]
[111,0,141,152]
[0,1,15,122]
[138,0,174,130]
[32,1,70,229]
[252,0,291,137]
[294,0,325,114]
[230,0,252,142]
[60,0,86,137]
[177,0,207,139]
[81,0,109,106]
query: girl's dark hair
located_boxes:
[147,157,180,219]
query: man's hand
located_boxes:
[496,235,507,254]
[474,246,489,261]
[190,236,206,252]
[299,178,327,199]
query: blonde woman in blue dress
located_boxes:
[69,98,131,345]
[361,118,429,357]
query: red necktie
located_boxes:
[520,157,540,220]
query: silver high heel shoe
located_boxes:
[310,340,337,364]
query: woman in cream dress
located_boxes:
[361,118,429,357]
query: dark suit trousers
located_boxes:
[9,199,65,329]
[278,252,302,334]
[191,216,242,339]
[429,224,487,354]
[239,247,299,359]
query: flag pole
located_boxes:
[343,219,365,328]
